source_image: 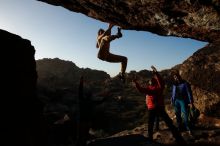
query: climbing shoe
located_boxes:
[117,27,122,38]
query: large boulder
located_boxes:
[0,29,47,146]
[39,0,220,42]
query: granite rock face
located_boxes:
[39,0,220,42]
[176,41,220,113]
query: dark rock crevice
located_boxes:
[0,29,47,146]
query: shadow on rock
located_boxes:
[88,134,159,146]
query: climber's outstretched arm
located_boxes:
[108,27,123,42]
[101,23,114,38]
[96,23,114,48]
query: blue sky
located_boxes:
[0,0,207,77]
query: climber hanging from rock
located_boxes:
[96,23,128,83]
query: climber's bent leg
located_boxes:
[105,53,127,74]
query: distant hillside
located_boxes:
[35,53,220,140]
[35,58,154,137]
[36,58,110,89]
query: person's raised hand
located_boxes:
[151,65,157,73]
